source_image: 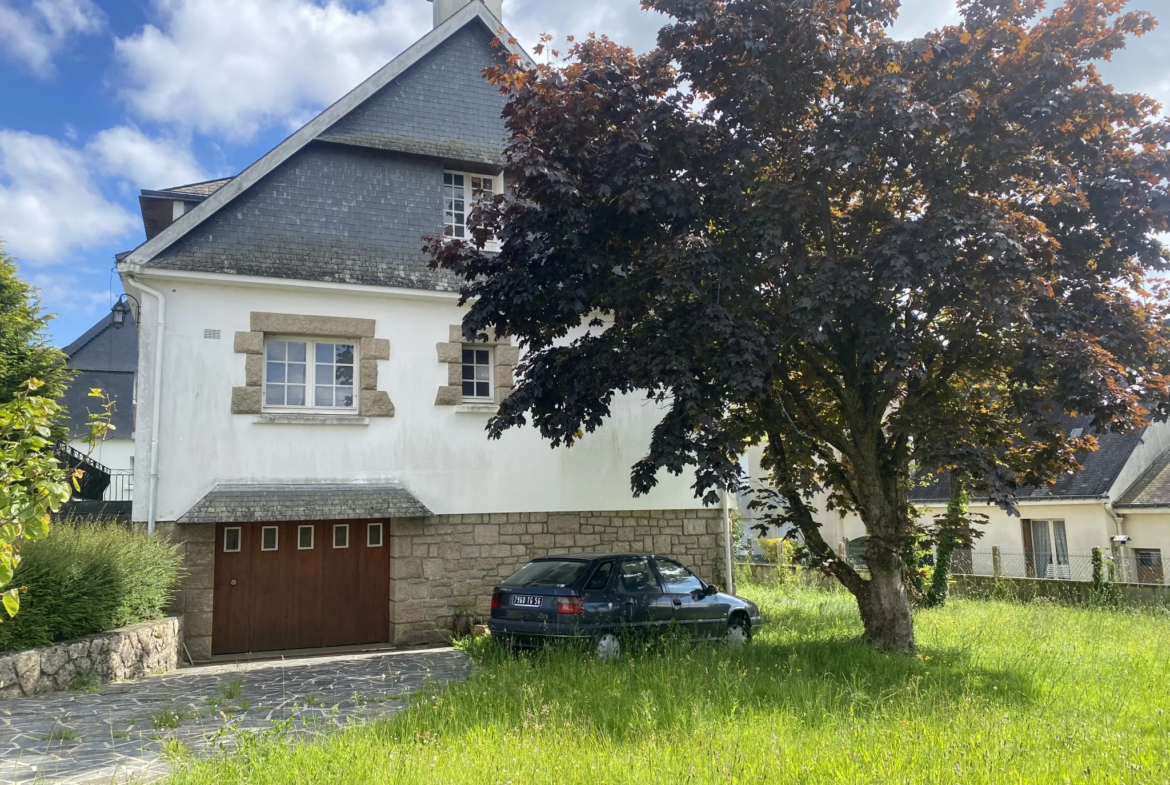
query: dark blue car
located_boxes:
[488,553,763,659]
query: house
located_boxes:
[115,0,725,662]
[59,311,138,511]
[812,416,1170,585]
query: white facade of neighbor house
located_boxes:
[821,420,1170,584]
[127,273,704,523]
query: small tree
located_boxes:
[0,380,72,618]
[0,245,70,405]
[432,0,1170,651]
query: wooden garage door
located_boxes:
[212,520,390,655]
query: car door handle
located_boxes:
[624,599,636,605]
[673,598,682,606]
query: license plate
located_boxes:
[511,595,543,607]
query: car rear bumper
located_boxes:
[487,618,598,646]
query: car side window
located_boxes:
[617,558,658,593]
[585,562,614,591]
[655,558,705,595]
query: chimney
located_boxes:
[430,0,502,28]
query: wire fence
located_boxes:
[747,548,1166,587]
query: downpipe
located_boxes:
[128,275,166,536]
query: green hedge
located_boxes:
[0,520,183,652]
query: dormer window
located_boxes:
[443,171,501,250]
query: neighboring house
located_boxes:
[60,311,138,504]
[816,417,1170,585]
[115,0,724,662]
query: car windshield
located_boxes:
[501,560,590,588]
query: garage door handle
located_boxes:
[230,579,237,586]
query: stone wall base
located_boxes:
[0,617,183,699]
[158,508,726,658]
[389,509,724,646]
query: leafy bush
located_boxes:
[759,537,795,566]
[0,519,182,652]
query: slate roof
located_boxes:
[119,2,532,292]
[910,415,1146,503]
[1115,450,1170,507]
[177,483,433,524]
[61,313,138,439]
[160,178,233,198]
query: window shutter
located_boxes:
[1021,519,1034,578]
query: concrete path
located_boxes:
[0,647,470,785]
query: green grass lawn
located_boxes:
[167,583,1170,784]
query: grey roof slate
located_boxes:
[1115,450,1170,507]
[177,483,433,524]
[910,415,1145,503]
[160,178,234,198]
[61,313,138,439]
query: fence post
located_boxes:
[837,542,846,562]
[992,546,1002,578]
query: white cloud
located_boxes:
[0,130,136,263]
[0,0,105,77]
[114,0,432,140]
[87,126,210,191]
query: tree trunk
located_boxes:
[854,554,916,652]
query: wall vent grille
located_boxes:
[204,329,222,340]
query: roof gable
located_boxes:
[121,1,529,273]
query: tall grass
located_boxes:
[169,584,1170,784]
[0,519,183,651]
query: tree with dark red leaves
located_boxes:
[430,0,1170,652]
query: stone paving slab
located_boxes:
[0,647,470,785]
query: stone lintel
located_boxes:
[251,312,376,338]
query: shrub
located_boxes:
[0,519,182,652]
[759,537,795,566]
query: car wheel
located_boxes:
[595,633,622,661]
[725,616,750,648]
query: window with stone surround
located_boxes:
[264,338,357,412]
[443,170,500,251]
[462,347,493,401]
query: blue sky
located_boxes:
[1,0,1167,347]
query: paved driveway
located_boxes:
[0,647,470,785]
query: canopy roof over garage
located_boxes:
[177,483,432,524]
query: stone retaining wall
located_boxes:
[0,617,182,699]
[389,509,725,646]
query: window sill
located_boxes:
[253,414,370,426]
[455,403,498,414]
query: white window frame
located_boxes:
[461,345,494,403]
[262,336,360,414]
[367,523,384,548]
[1030,519,1070,580]
[223,527,242,553]
[261,526,279,552]
[333,524,350,549]
[443,170,502,251]
[298,525,315,550]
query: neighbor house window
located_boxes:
[462,347,492,401]
[298,525,314,550]
[333,524,350,549]
[1025,519,1070,580]
[223,527,242,553]
[261,526,279,551]
[443,171,500,249]
[367,523,383,548]
[264,338,357,411]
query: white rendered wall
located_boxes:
[127,275,706,523]
[68,438,134,474]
